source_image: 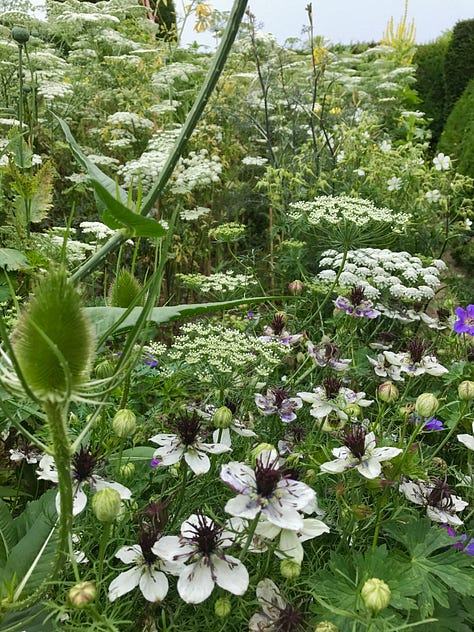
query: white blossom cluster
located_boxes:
[317,248,447,303]
[172,150,221,195]
[79,221,116,241]
[149,101,180,115]
[32,233,94,266]
[287,195,409,229]
[242,156,268,166]
[55,11,120,27]
[85,154,120,169]
[152,62,204,92]
[176,270,257,295]
[167,323,285,383]
[35,69,73,101]
[179,206,211,221]
[106,112,154,132]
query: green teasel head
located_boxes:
[108,268,143,308]
[12,268,95,402]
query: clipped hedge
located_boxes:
[414,34,450,146]
[444,19,474,118]
[438,77,474,179]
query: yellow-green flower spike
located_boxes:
[12,268,94,402]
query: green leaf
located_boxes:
[109,446,155,463]
[0,490,58,600]
[0,500,16,565]
[91,179,166,238]
[85,296,272,340]
[54,115,129,210]
[0,248,29,271]
[0,602,55,632]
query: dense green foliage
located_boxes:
[443,19,474,119]
[438,78,474,179]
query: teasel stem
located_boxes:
[43,401,74,575]
[71,0,249,285]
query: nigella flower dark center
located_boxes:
[343,425,367,460]
[272,387,289,408]
[323,342,341,360]
[407,338,431,364]
[141,500,169,533]
[71,446,103,482]
[139,526,158,566]
[276,603,304,632]
[255,458,282,497]
[189,513,221,555]
[271,314,286,335]
[427,478,455,510]
[175,412,201,446]
[350,286,366,306]
[323,376,343,399]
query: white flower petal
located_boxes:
[264,500,303,530]
[457,433,474,451]
[278,530,304,563]
[320,458,349,474]
[213,554,249,595]
[177,560,215,604]
[400,481,424,505]
[115,544,142,564]
[184,449,210,475]
[356,457,382,479]
[199,442,231,455]
[139,567,169,602]
[427,506,464,526]
[225,494,260,519]
[108,566,142,601]
[149,433,178,445]
[94,477,132,500]
[152,536,193,562]
[220,462,256,493]
[256,578,285,618]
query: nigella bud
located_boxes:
[250,442,275,464]
[112,409,137,438]
[361,578,391,612]
[378,381,399,403]
[68,581,96,608]
[11,26,30,45]
[415,393,439,418]
[344,403,361,419]
[12,268,95,402]
[119,462,135,479]
[214,597,232,618]
[314,622,340,632]
[213,406,233,429]
[280,559,301,579]
[95,359,115,379]
[92,488,121,522]
[458,380,474,401]
[288,280,304,295]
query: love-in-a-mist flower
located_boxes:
[259,313,303,346]
[334,287,380,319]
[320,425,402,479]
[298,377,373,425]
[254,387,303,423]
[367,353,404,381]
[254,515,329,563]
[453,305,474,335]
[249,578,306,632]
[108,525,183,603]
[37,448,132,515]
[153,513,249,604]
[384,338,448,377]
[308,339,351,372]
[400,478,468,525]
[189,402,256,448]
[220,449,316,530]
[149,411,231,475]
[458,422,474,451]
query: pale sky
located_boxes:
[178,0,474,47]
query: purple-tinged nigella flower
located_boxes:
[334,286,380,319]
[249,578,306,632]
[259,313,303,346]
[441,524,474,555]
[307,339,351,372]
[255,387,303,423]
[400,478,468,525]
[453,304,474,335]
[410,413,444,432]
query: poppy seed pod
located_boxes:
[361,577,391,612]
[11,26,30,45]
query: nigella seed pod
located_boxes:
[12,268,95,402]
[214,597,232,618]
[378,381,399,403]
[415,393,439,418]
[213,406,233,429]
[458,380,474,401]
[11,26,30,45]
[68,581,96,608]
[280,559,301,579]
[112,409,137,438]
[315,622,340,632]
[361,577,391,612]
[92,488,121,522]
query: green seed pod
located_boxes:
[11,26,30,45]
[361,577,391,613]
[213,406,233,429]
[95,358,115,379]
[214,597,232,618]
[378,381,399,403]
[458,380,474,401]
[112,409,137,438]
[92,488,121,522]
[119,462,136,479]
[108,268,143,308]
[314,622,340,632]
[280,559,301,579]
[414,393,439,418]
[12,268,95,402]
[68,581,96,608]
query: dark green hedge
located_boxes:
[438,77,474,178]
[444,19,474,118]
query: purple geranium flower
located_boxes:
[410,414,444,432]
[441,524,474,555]
[453,304,474,335]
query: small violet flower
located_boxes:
[441,525,474,556]
[410,413,444,432]
[320,425,402,479]
[254,387,303,423]
[453,304,474,336]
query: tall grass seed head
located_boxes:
[11,268,95,402]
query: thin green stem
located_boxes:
[240,513,260,561]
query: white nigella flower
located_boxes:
[189,402,256,448]
[458,422,474,451]
[307,339,351,372]
[433,152,451,171]
[400,478,468,525]
[153,513,249,604]
[384,339,448,377]
[254,387,303,423]
[220,449,316,530]
[9,443,42,464]
[367,353,404,381]
[298,377,372,423]
[259,313,302,346]
[320,426,402,479]
[149,411,231,475]
[254,515,330,563]
[249,578,305,632]
[37,448,131,515]
[108,527,183,603]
